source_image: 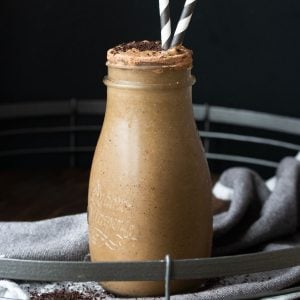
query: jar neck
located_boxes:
[104,65,195,89]
[103,65,196,128]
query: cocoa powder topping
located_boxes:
[107,41,193,69]
[111,41,162,54]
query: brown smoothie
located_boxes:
[88,41,212,296]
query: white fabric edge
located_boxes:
[0,280,29,300]
[261,291,300,300]
[212,181,233,201]
[213,152,300,199]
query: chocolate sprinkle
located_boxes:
[111,41,162,54]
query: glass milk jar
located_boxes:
[88,41,212,296]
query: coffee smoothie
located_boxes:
[88,40,212,296]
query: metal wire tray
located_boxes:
[0,99,300,299]
[1,99,299,170]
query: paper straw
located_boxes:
[171,0,197,47]
[159,0,172,50]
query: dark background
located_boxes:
[0,1,299,234]
[1,0,300,116]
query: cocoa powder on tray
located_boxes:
[29,286,114,300]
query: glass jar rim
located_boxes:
[103,75,196,90]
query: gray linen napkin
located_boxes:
[0,156,299,299]
[213,156,299,256]
[0,213,88,261]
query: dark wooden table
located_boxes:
[0,169,228,221]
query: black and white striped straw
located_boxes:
[159,0,172,50]
[171,0,197,48]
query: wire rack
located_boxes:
[0,99,299,170]
[0,99,300,299]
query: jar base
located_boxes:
[100,279,204,297]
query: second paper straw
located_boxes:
[171,0,197,47]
